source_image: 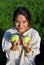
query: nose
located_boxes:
[19,22,23,27]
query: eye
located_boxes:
[15,20,19,23]
[23,21,26,23]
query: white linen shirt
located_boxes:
[2,27,41,65]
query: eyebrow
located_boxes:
[15,19,27,22]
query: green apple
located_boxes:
[23,36,31,44]
[10,34,19,43]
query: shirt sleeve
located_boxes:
[25,31,41,59]
[2,31,12,52]
[2,30,20,60]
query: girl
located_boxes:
[2,7,41,65]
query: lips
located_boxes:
[18,27,24,30]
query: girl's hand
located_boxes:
[10,38,21,51]
[22,39,30,47]
[22,39,31,53]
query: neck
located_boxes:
[20,27,30,34]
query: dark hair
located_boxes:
[13,7,31,26]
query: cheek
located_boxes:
[15,22,19,27]
[24,22,29,27]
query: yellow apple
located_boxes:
[10,34,19,43]
[23,36,31,44]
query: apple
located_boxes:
[23,36,31,44]
[10,34,19,43]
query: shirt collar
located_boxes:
[14,27,32,36]
[23,28,32,36]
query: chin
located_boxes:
[18,30,23,33]
[17,28,26,34]
[19,30,25,34]
[19,31,23,34]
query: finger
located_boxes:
[22,39,26,45]
[18,38,21,45]
[23,39,29,47]
[14,41,18,45]
[22,39,24,45]
[14,39,20,46]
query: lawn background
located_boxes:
[0,0,44,65]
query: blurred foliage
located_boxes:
[0,0,44,65]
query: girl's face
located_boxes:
[15,14,29,34]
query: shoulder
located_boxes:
[31,28,41,40]
[27,28,39,36]
[3,27,17,38]
[5,27,16,33]
[4,27,17,35]
[23,28,39,37]
[30,28,41,44]
[31,28,39,35]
